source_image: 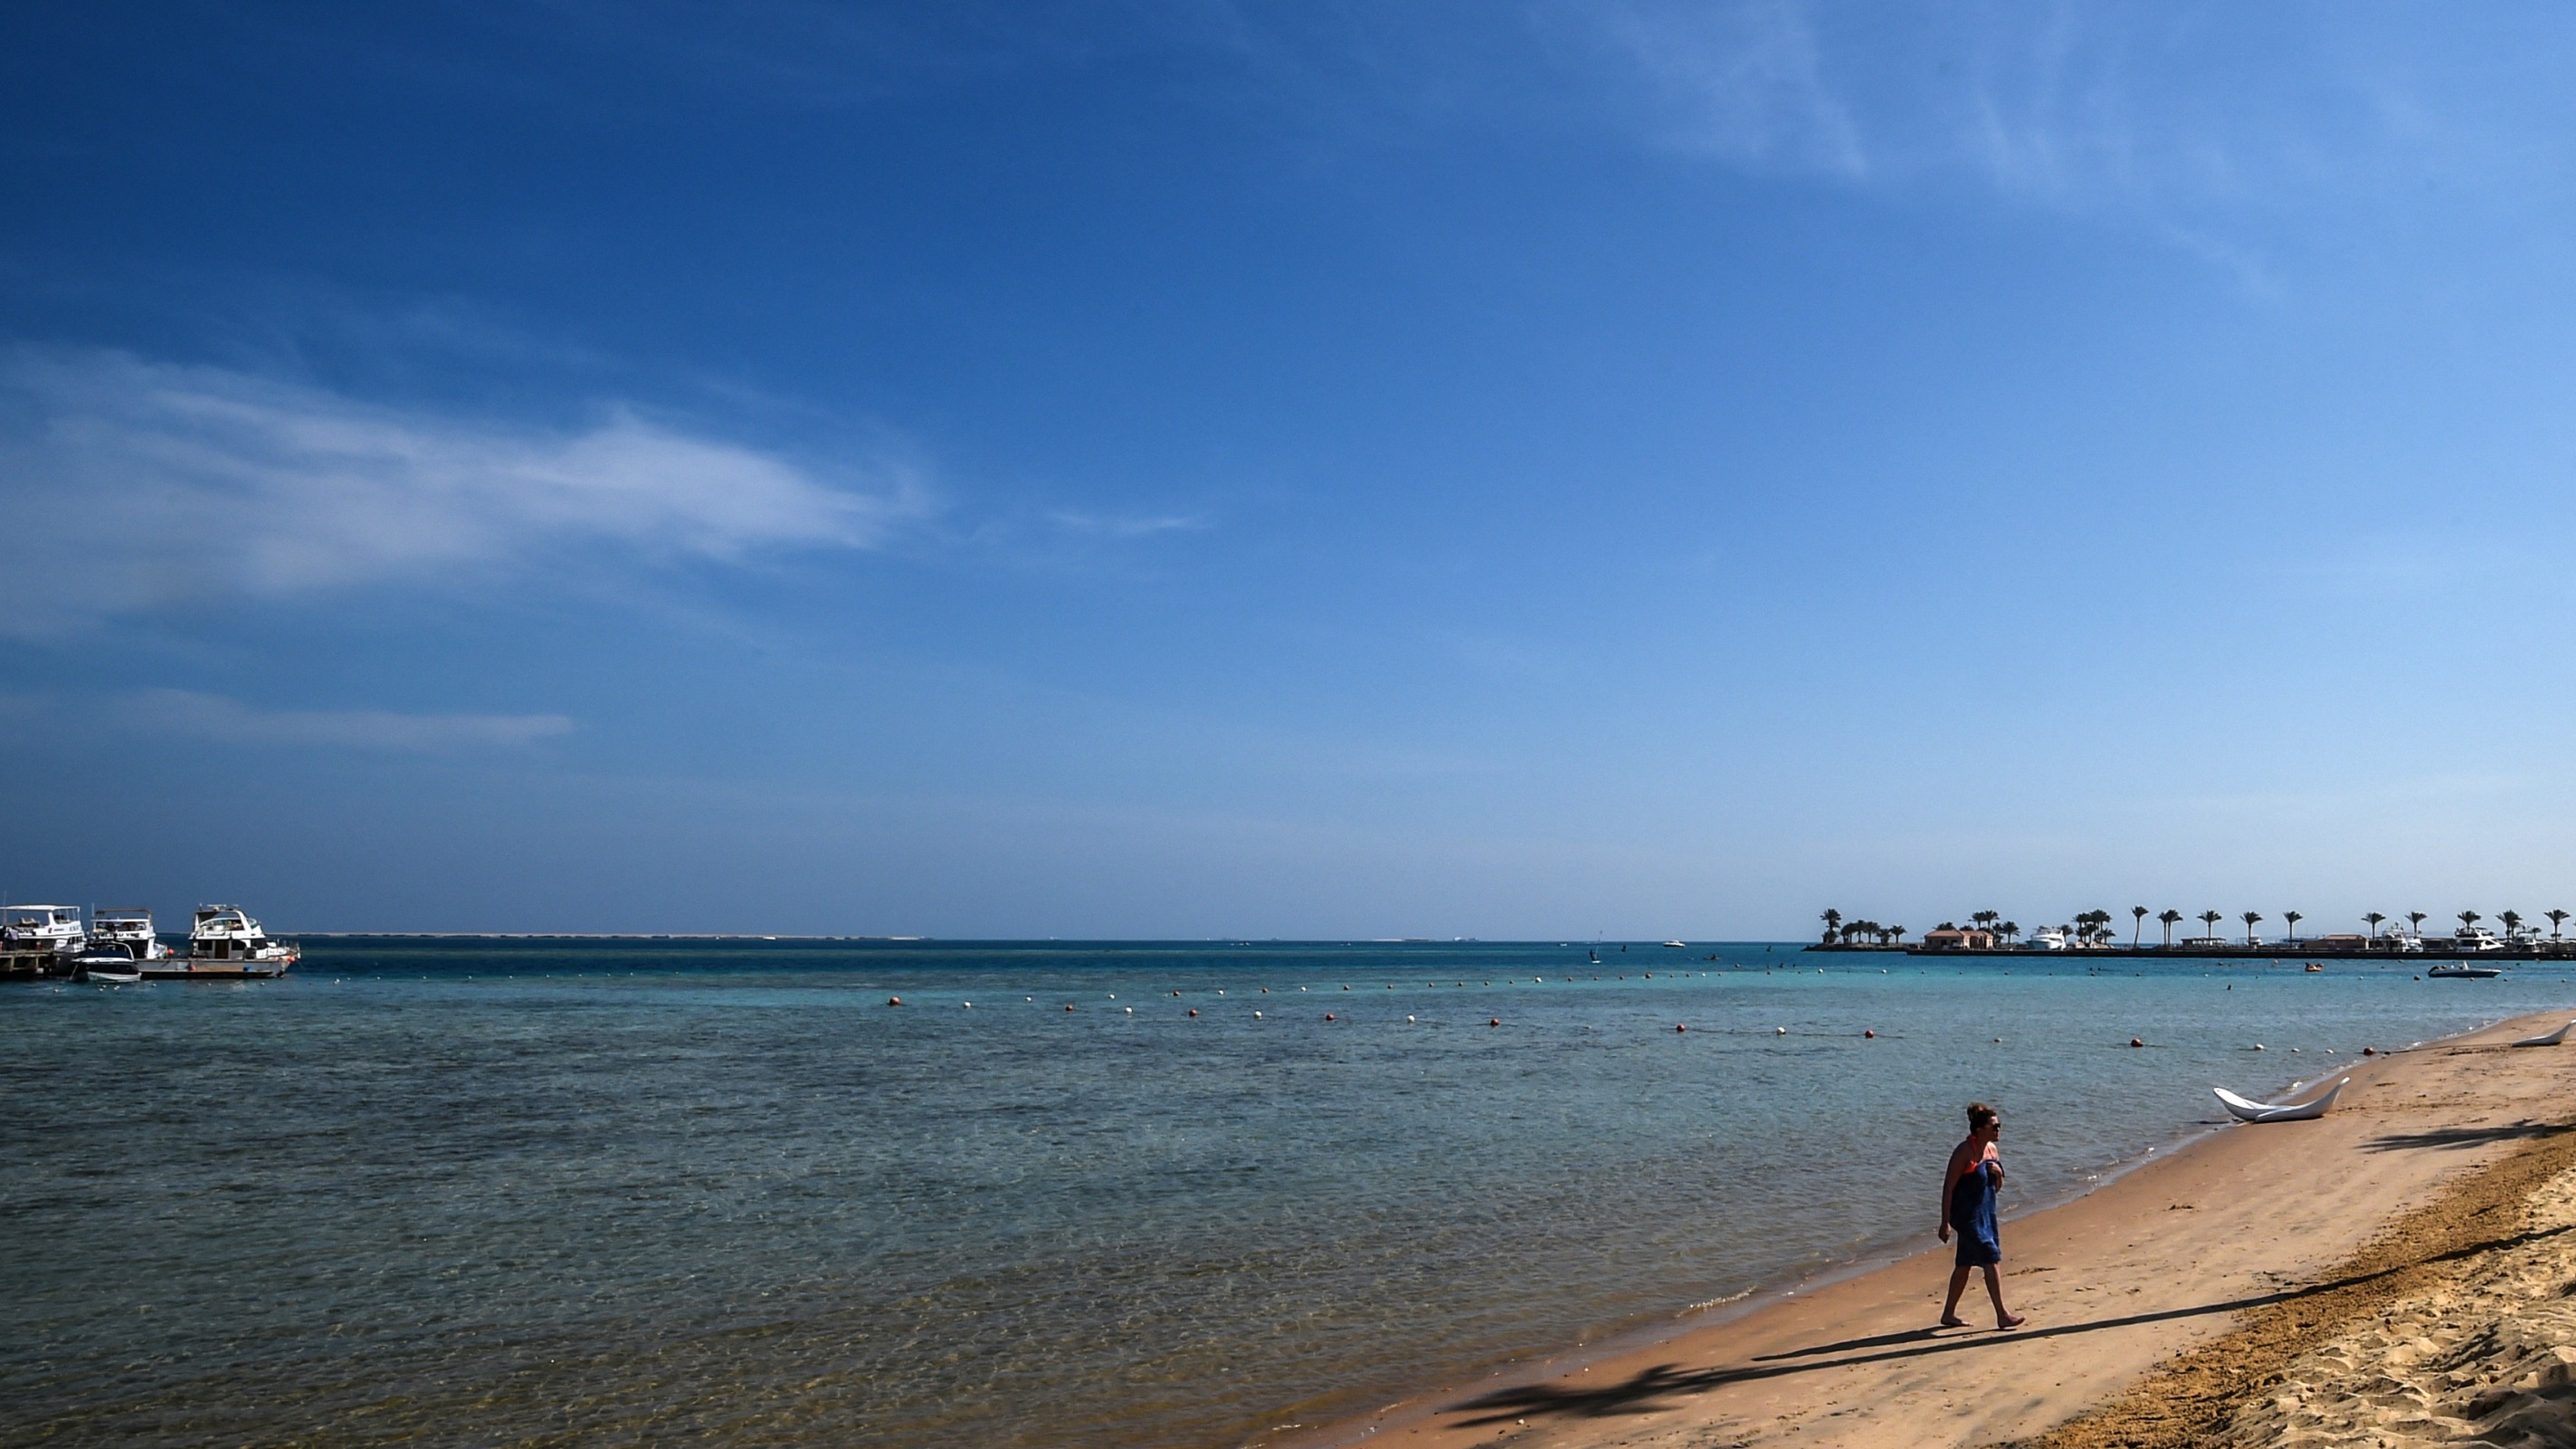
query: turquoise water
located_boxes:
[4,939,2568,1447]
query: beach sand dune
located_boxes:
[1282,1013,2576,1449]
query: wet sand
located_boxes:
[1276,1008,2576,1449]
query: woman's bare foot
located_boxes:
[1938,1315,1969,1328]
[1996,1313,2026,1330]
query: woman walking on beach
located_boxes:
[1937,1101,2025,1330]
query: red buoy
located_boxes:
[888,996,901,1006]
[1187,1008,1198,1016]
[2129,1037,2143,1047]
[1325,1013,1336,1022]
[1675,1024,1687,1033]
[1864,1029,1876,1038]
[1488,1017,1501,1027]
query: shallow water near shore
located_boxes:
[4,939,2569,1448]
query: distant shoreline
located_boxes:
[1809,940,2574,962]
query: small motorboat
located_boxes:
[2512,1021,2576,1048]
[1662,939,1687,949]
[2427,964,2504,979]
[74,942,144,984]
[2213,1077,2350,1123]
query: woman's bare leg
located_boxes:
[1941,1265,1972,1326]
[1982,1265,2024,1328]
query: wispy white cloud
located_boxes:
[128,689,575,752]
[0,688,575,752]
[1588,0,1866,176]
[0,348,931,634]
[1558,3,2576,234]
[1044,509,1211,539]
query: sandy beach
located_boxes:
[1280,1007,2576,1449]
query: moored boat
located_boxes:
[2427,963,2503,979]
[73,942,145,983]
[4,904,87,958]
[140,905,299,978]
[88,909,176,961]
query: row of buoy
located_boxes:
[879,1004,2382,1049]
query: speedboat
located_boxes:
[73,942,144,983]
[2427,963,2504,979]
[1662,940,1686,949]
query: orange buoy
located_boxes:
[888,996,901,1006]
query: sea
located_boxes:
[5,939,2569,1448]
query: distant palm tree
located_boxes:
[2132,906,2148,947]
[2283,910,2303,941]
[2408,910,2428,940]
[2457,910,2482,936]
[2001,920,2019,943]
[1820,909,1841,945]
[2158,909,2182,947]
[2364,911,2386,943]
[2200,910,2223,940]
[1890,926,1906,944]
[2501,910,2524,943]
[2550,910,2569,941]
[2241,910,2263,945]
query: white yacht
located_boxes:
[2026,928,2068,950]
[89,909,176,961]
[4,904,86,956]
[160,904,298,977]
[2451,926,2505,952]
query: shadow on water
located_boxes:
[1442,1224,2576,1427]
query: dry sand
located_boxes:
[1275,1009,2576,1449]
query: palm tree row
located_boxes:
[1817,910,1906,946]
[1823,905,2576,949]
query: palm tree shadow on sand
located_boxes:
[1442,1224,2576,1428]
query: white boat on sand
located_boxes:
[2511,1021,2575,1048]
[2214,1077,2350,1123]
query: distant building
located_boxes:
[1919,928,1995,951]
[2303,934,2368,949]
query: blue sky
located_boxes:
[5,4,2576,937]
